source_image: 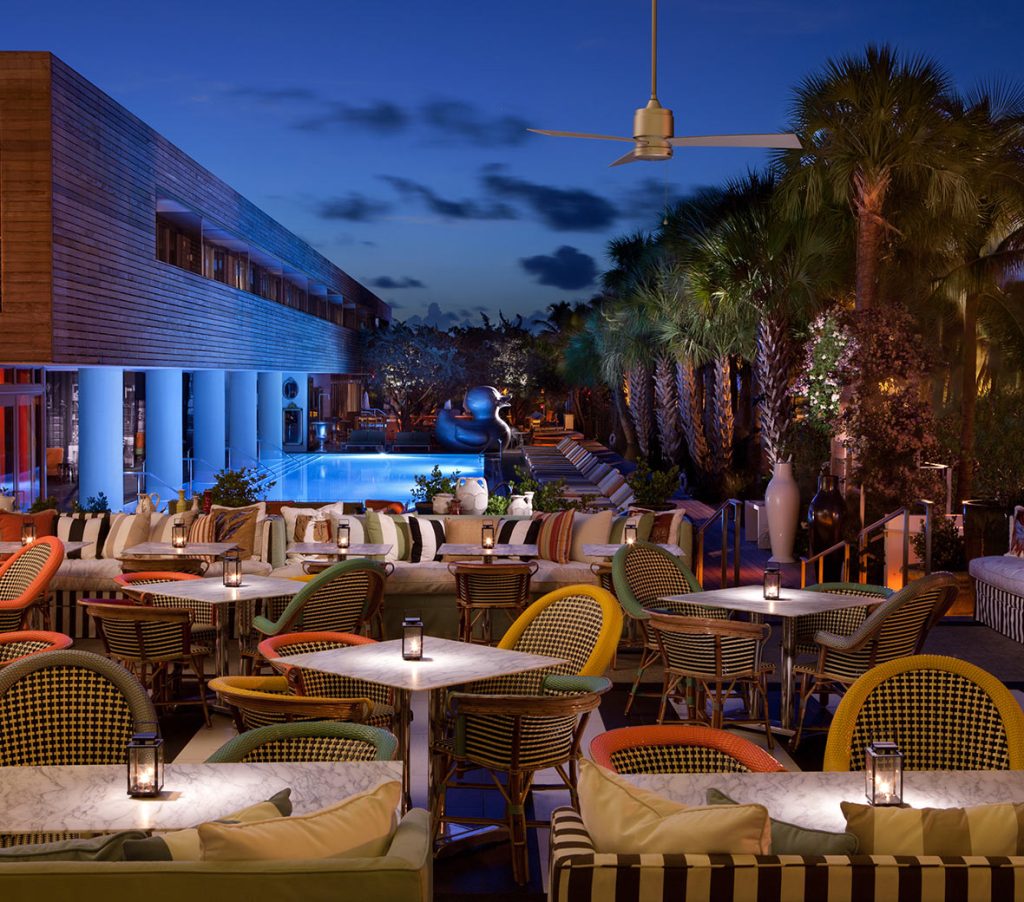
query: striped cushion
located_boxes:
[364,511,405,562]
[148,510,198,543]
[534,510,574,564]
[188,514,216,545]
[496,518,541,547]
[56,513,109,560]
[1010,506,1024,557]
[842,802,1024,855]
[101,513,148,560]
[407,516,444,563]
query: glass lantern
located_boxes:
[481,523,495,549]
[127,732,164,797]
[337,520,351,554]
[222,550,243,588]
[171,519,187,549]
[763,563,782,600]
[21,520,37,546]
[865,741,903,806]
[624,523,638,545]
[402,615,424,661]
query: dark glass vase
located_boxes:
[808,474,846,581]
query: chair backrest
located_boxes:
[84,601,195,662]
[258,630,390,703]
[449,562,536,608]
[647,613,767,676]
[0,649,157,765]
[208,675,374,731]
[205,721,397,763]
[824,654,1024,772]
[271,559,387,634]
[611,542,705,619]
[590,725,787,774]
[0,538,65,618]
[114,572,201,587]
[0,631,73,668]
[113,571,211,621]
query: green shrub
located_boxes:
[27,496,58,513]
[626,459,680,509]
[210,467,274,507]
[73,492,110,513]
[910,514,966,572]
[410,466,461,503]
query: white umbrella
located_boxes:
[443,399,452,410]
[361,391,370,411]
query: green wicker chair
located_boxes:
[611,542,719,714]
[793,572,960,747]
[0,538,65,632]
[252,559,388,638]
[823,654,1024,772]
[206,721,397,763]
[793,582,893,656]
[0,649,158,765]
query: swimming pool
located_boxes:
[266,453,485,505]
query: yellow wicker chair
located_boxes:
[823,654,1024,772]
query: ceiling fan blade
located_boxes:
[528,128,633,142]
[669,133,803,149]
[609,148,642,167]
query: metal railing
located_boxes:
[694,498,743,589]
[857,507,910,587]
[800,540,851,587]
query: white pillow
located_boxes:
[280,506,321,544]
[570,510,613,562]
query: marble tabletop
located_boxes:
[437,543,538,558]
[0,541,90,555]
[288,542,392,556]
[0,761,402,833]
[660,584,871,617]
[622,770,1024,833]
[125,575,304,605]
[121,541,239,558]
[281,635,565,692]
[583,543,684,558]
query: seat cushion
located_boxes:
[52,558,123,592]
[531,560,600,594]
[969,555,1024,597]
[385,562,455,595]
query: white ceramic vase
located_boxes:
[522,491,535,515]
[508,494,532,516]
[0,494,15,513]
[432,493,454,515]
[456,477,488,515]
[765,460,799,563]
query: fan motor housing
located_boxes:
[633,102,674,159]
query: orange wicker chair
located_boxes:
[0,537,65,632]
[590,725,787,774]
[0,631,73,669]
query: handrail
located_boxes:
[800,540,851,587]
[857,507,909,587]
[915,499,935,575]
[694,498,742,589]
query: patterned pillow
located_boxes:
[610,511,655,544]
[294,515,333,544]
[1008,506,1024,558]
[407,516,445,563]
[497,517,541,546]
[646,508,684,546]
[213,508,259,559]
[56,512,110,560]
[533,510,575,564]
[188,513,216,545]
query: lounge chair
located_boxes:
[342,429,387,452]
[392,431,431,452]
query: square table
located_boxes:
[281,635,566,811]
[657,584,873,731]
[120,541,240,559]
[0,540,90,557]
[582,542,684,559]
[288,542,392,558]
[437,543,537,563]
[122,575,304,676]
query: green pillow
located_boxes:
[609,511,655,544]
[0,831,149,861]
[706,788,859,855]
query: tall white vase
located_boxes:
[765,461,799,563]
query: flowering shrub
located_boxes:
[793,308,855,432]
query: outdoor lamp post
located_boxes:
[624,523,638,545]
[481,523,495,549]
[127,732,164,797]
[171,519,187,549]
[222,550,243,588]
[402,616,424,661]
[763,563,781,600]
[865,741,903,806]
[20,520,36,545]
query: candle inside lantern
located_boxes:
[481,523,495,549]
[763,563,782,600]
[865,741,903,806]
[402,616,424,660]
[20,520,36,546]
[222,550,243,588]
[337,520,351,551]
[171,519,187,549]
[127,731,164,798]
[624,523,638,545]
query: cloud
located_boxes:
[368,276,425,289]
[618,178,688,222]
[403,302,462,329]
[519,246,597,290]
[381,175,517,221]
[230,86,318,103]
[316,193,392,222]
[296,100,409,133]
[420,100,530,146]
[482,169,618,231]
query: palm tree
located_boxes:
[782,44,970,311]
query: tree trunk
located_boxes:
[709,356,735,475]
[676,361,713,479]
[755,314,794,471]
[653,355,681,465]
[853,171,890,312]
[958,293,978,501]
[626,364,653,460]
[612,380,638,461]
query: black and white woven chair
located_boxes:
[449,561,537,644]
[206,721,397,763]
[0,538,64,632]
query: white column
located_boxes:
[78,367,124,509]
[192,369,225,485]
[227,370,258,467]
[257,371,283,460]
[145,369,183,498]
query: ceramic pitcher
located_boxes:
[137,492,160,514]
[432,493,454,515]
[508,494,530,516]
[456,477,488,515]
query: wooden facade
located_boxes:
[0,52,388,372]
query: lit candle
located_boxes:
[20,520,36,546]
[337,520,351,551]
[222,550,243,588]
[402,616,424,661]
[481,523,495,549]
[171,519,187,549]
[763,563,781,600]
[624,523,638,545]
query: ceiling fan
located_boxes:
[528,0,801,166]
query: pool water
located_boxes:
[266,453,485,505]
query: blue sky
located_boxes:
[5,0,1022,326]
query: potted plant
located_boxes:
[911,515,970,612]
[210,467,275,508]
[410,466,461,514]
[625,460,681,511]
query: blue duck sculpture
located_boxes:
[435,386,512,452]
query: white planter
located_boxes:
[432,493,454,515]
[508,494,531,517]
[765,461,799,563]
[456,477,488,515]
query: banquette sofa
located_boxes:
[970,505,1024,643]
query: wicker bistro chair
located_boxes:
[611,542,722,715]
[0,537,65,632]
[823,654,1024,772]
[646,612,775,746]
[449,561,538,645]
[252,559,388,639]
[206,721,398,763]
[238,593,294,675]
[793,582,893,656]
[0,631,73,669]
[792,571,960,747]
[114,572,216,642]
[590,724,787,774]
[81,600,211,727]
[0,649,158,766]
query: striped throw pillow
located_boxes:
[102,513,150,560]
[842,801,1024,855]
[56,512,110,560]
[533,510,575,564]
[497,518,541,547]
[408,516,445,563]
[148,510,199,543]
[364,510,406,562]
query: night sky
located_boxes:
[5,0,1022,326]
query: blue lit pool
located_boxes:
[266,453,485,505]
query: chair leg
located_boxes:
[192,656,212,728]
[624,646,658,715]
[791,674,812,751]
[507,770,531,885]
[656,673,673,724]
[758,677,774,750]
